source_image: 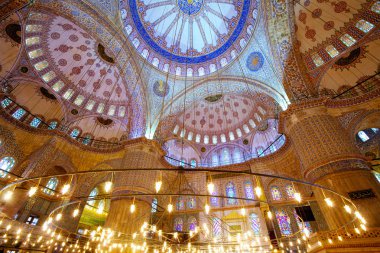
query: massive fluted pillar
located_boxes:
[281,103,380,229]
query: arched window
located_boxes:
[212,152,219,166]
[176,196,185,210]
[188,217,197,231]
[151,198,158,213]
[212,218,222,238]
[293,210,312,235]
[180,158,186,167]
[30,117,41,128]
[48,121,58,130]
[12,108,26,120]
[358,131,369,142]
[233,148,243,163]
[244,181,254,200]
[88,188,98,206]
[249,213,260,235]
[82,134,92,145]
[257,147,264,157]
[270,186,282,201]
[43,177,58,195]
[187,197,196,209]
[221,148,231,165]
[275,210,292,236]
[372,128,379,133]
[174,218,183,232]
[97,200,105,213]
[0,157,15,178]
[285,185,295,199]
[1,98,12,108]
[190,159,197,168]
[210,188,219,207]
[70,128,80,139]
[226,182,237,205]
[374,172,380,183]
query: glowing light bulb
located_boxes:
[294,192,302,203]
[328,238,333,244]
[104,181,112,193]
[240,208,246,216]
[61,184,70,195]
[28,187,38,197]
[56,213,62,221]
[318,241,322,246]
[338,235,343,241]
[205,204,210,214]
[254,186,262,197]
[173,232,178,239]
[267,211,273,219]
[73,209,79,217]
[207,182,214,194]
[360,224,367,231]
[344,205,352,214]
[155,181,162,193]
[3,190,13,201]
[167,203,173,213]
[355,227,361,234]
[324,198,334,207]
[130,203,136,213]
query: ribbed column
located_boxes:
[283,106,380,228]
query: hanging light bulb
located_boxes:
[338,235,343,241]
[207,182,214,194]
[130,203,136,213]
[173,232,178,239]
[344,205,352,214]
[61,184,70,195]
[254,186,262,198]
[73,209,79,218]
[267,211,273,219]
[104,181,112,193]
[354,227,361,234]
[294,192,302,203]
[324,198,334,207]
[28,187,38,197]
[155,181,162,193]
[360,224,367,231]
[240,208,246,216]
[167,203,173,213]
[205,204,210,214]
[3,190,13,201]
[328,238,333,244]
[56,213,62,221]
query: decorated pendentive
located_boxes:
[246,51,264,72]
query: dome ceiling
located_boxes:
[120,0,259,76]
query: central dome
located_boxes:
[120,0,259,76]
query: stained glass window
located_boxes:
[212,153,219,166]
[187,197,196,209]
[293,210,312,235]
[285,185,295,199]
[82,135,92,145]
[212,218,222,238]
[233,148,243,163]
[88,188,98,206]
[97,200,105,213]
[244,181,254,200]
[371,1,380,14]
[372,128,379,133]
[355,20,374,33]
[0,157,15,178]
[311,53,324,67]
[221,148,231,165]
[176,196,185,210]
[374,172,380,183]
[340,34,356,47]
[249,213,260,235]
[30,117,41,128]
[275,210,292,236]
[211,189,219,207]
[1,98,12,108]
[43,177,58,195]
[226,182,237,205]
[174,218,183,232]
[188,217,197,231]
[70,129,80,139]
[48,121,58,130]
[326,45,339,58]
[151,198,158,213]
[257,147,264,157]
[12,108,26,120]
[190,159,196,168]
[270,186,282,201]
[269,145,277,153]
[358,131,369,142]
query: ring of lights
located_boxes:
[0,168,368,252]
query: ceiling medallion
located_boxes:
[204,94,223,103]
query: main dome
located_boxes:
[120,0,259,76]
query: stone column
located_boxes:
[282,105,380,229]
